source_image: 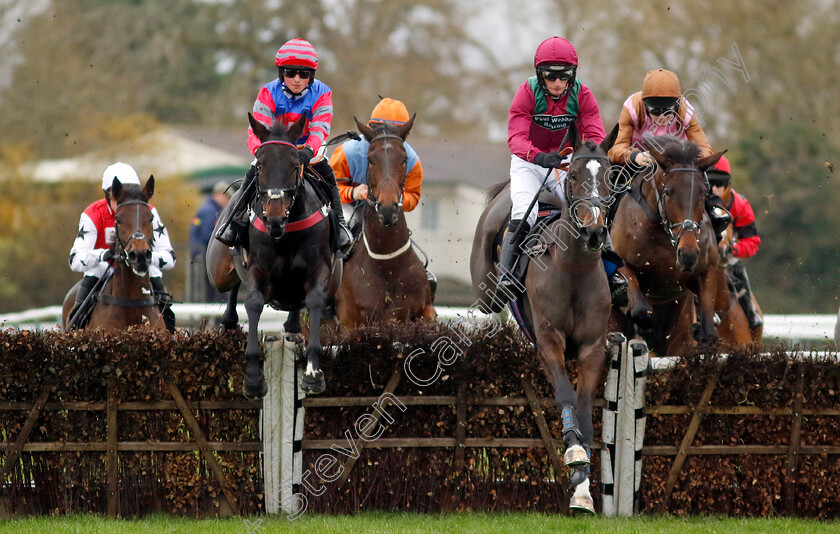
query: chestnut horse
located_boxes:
[610,135,728,356]
[334,116,435,327]
[471,131,615,514]
[206,114,338,397]
[61,177,165,331]
[716,191,763,347]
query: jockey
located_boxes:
[329,97,436,293]
[608,68,731,239]
[707,155,763,329]
[502,36,627,303]
[215,38,352,255]
[68,162,177,331]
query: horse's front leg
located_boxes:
[243,287,267,398]
[694,268,719,344]
[220,282,240,332]
[622,266,654,330]
[300,282,328,395]
[284,308,304,344]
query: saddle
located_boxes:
[493,201,564,289]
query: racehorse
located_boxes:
[61,177,165,331]
[206,113,338,397]
[334,115,436,327]
[470,129,615,514]
[609,135,728,356]
[716,196,763,347]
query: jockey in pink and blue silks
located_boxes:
[215,38,352,255]
[500,36,627,303]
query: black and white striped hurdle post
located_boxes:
[262,337,304,515]
[601,332,649,516]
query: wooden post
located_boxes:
[336,369,401,487]
[657,368,721,513]
[454,383,467,476]
[167,382,238,513]
[0,390,50,483]
[106,382,119,517]
[521,379,566,479]
[785,370,805,515]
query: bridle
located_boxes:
[564,152,613,230]
[365,133,406,212]
[254,140,302,220]
[113,199,153,272]
[655,165,709,248]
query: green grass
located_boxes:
[0,513,836,534]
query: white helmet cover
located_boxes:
[102,162,141,190]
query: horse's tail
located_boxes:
[486,181,509,204]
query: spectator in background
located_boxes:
[190,180,231,303]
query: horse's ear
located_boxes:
[111,178,124,202]
[643,134,669,167]
[355,116,377,142]
[698,149,727,173]
[570,122,582,151]
[143,175,155,201]
[248,112,270,143]
[601,123,619,153]
[396,113,416,141]
[287,114,308,143]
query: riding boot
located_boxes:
[731,262,763,329]
[68,275,98,330]
[498,219,529,290]
[426,269,438,303]
[602,234,628,307]
[151,277,176,332]
[705,193,732,242]
[216,163,257,247]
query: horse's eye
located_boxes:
[568,172,578,181]
[662,187,671,196]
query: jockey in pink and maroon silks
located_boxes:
[499,36,627,304]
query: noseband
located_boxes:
[365,133,406,211]
[255,140,302,219]
[656,166,708,248]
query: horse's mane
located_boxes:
[116,184,147,203]
[648,135,701,164]
[267,121,294,141]
[486,181,508,204]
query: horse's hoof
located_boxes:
[569,478,595,515]
[631,306,655,330]
[564,444,590,467]
[300,372,325,395]
[242,378,267,399]
[219,322,240,334]
[285,332,304,344]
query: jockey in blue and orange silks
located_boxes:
[500,36,627,303]
[608,68,731,240]
[216,38,352,254]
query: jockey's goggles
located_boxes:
[540,68,574,82]
[644,98,679,117]
[282,67,313,80]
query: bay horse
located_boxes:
[471,130,615,514]
[61,177,165,331]
[609,135,728,356]
[334,115,436,327]
[206,113,338,397]
[716,197,763,347]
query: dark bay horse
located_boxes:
[206,113,338,397]
[334,116,435,327]
[610,135,728,356]
[471,132,615,514]
[61,177,165,331]
[716,196,763,348]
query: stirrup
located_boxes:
[216,217,248,247]
[608,271,628,307]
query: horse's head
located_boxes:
[110,176,155,276]
[645,135,724,271]
[564,128,615,251]
[248,112,307,240]
[355,115,415,227]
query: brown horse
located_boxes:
[471,131,615,514]
[334,116,435,327]
[715,190,763,347]
[61,177,165,331]
[610,135,728,356]
[206,114,338,397]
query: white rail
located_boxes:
[0,305,836,342]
